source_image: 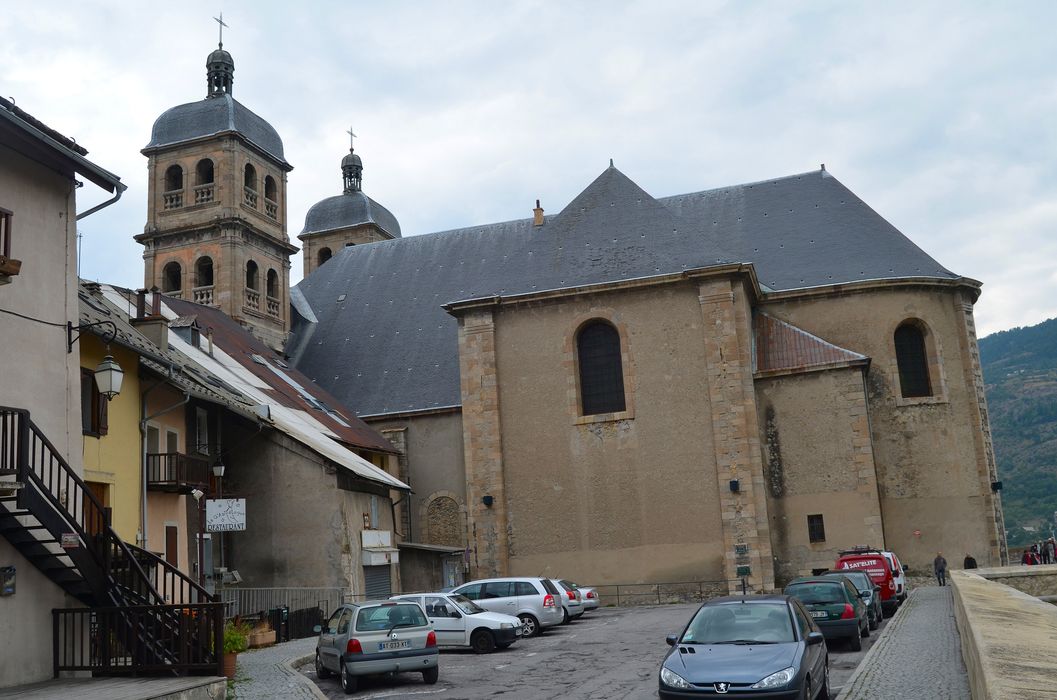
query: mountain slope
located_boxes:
[979,316,1057,547]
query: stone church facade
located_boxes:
[135,43,1006,592]
[291,165,1008,591]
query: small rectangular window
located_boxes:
[807,514,826,543]
[195,407,209,454]
[81,369,108,436]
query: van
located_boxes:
[834,548,899,616]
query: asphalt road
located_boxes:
[300,604,888,699]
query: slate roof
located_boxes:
[754,313,868,376]
[300,191,401,239]
[291,166,958,417]
[144,94,289,167]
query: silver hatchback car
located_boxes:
[451,577,565,637]
[314,600,439,694]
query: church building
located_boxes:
[289,163,1008,592]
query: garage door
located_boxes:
[364,565,392,599]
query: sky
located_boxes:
[2,1,1055,336]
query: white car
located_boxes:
[561,579,600,612]
[881,550,908,603]
[551,579,584,623]
[391,593,523,653]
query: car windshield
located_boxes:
[450,595,485,615]
[681,603,795,644]
[786,583,845,605]
[825,572,870,593]
[355,604,428,632]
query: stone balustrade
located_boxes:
[193,183,215,205]
[264,198,278,220]
[245,287,261,311]
[244,186,258,208]
[266,295,280,317]
[163,190,183,210]
[192,285,214,305]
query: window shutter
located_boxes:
[97,391,108,435]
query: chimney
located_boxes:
[131,287,168,348]
[533,199,544,227]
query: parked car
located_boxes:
[551,579,584,623]
[658,594,829,699]
[314,600,438,694]
[391,592,523,653]
[834,547,900,616]
[821,570,881,631]
[881,550,909,603]
[560,579,600,612]
[784,576,869,651]
[451,577,564,637]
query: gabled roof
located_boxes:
[754,313,868,377]
[292,166,957,417]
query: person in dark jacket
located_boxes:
[934,552,948,585]
[963,554,978,569]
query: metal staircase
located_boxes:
[0,406,223,676]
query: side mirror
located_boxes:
[313,625,322,634]
[666,634,679,647]
[857,592,866,598]
[806,631,825,646]
[450,610,462,619]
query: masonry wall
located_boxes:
[486,282,728,585]
[0,142,88,687]
[222,428,398,595]
[761,285,1003,570]
[755,367,885,584]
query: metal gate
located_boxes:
[364,565,392,599]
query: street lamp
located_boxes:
[94,354,124,400]
[192,488,206,587]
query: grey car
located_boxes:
[552,578,584,623]
[314,600,439,694]
[560,579,600,612]
[452,577,565,637]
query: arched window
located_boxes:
[318,247,332,266]
[577,320,626,415]
[162,261,182,292]
[264,175,277,201]
[164,164,183,192]
[195,256,214,287]
[266,269,279,298]
[245,260,259,290]
[244,163,257,191]
[195,159,214,185]
[895,322,932,398]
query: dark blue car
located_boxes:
[659,595,829,699]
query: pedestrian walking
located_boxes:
[1046,538,1055,564]
[963,553,978,569]
[934,551,948,585]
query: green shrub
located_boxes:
[223,621,251,654]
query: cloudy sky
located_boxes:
[3,1,1055,336]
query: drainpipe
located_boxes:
[76,182,126,220]
[139,362,190,551]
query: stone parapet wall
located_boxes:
[950,569,1057,699]
[970,563,1057,597]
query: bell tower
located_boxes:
[136,39,296,351]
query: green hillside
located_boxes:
[979,316,1057,547]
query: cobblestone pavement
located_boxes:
[297,604,882,699]
[234,635,322,699]
[839,586,969,700]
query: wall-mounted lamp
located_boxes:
[68,319,123,400]
[729,479,740,493]
[482,495,494,508]
[212,462,226,478]
[990,481,1003,492]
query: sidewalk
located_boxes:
[233,636,323,700]
[839,586,970,699]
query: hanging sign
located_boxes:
[206,498,247,532]
[61,533,79,549]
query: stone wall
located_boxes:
[950,568,1057,699]
[968,564,1057,597]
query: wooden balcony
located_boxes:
[145,453,210,493]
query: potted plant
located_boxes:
[222,620,250,678]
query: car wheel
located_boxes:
[561,607,570,624]
[518,614,540,637]
[861,618,870,638]
[471,629,496,654]
[817,662,830,700]
[315,652,331,679]
[340,663,358,694]
[869,613,879,631]
[422,666,439,685]
[849,630,862,652]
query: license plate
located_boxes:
[378,640,410,651]
[811,611,827,619]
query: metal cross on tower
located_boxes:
[346,127,357,151]
[214,12,229,47]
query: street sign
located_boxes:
[206,498,247,532]
[60,533,79,549]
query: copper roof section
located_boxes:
[754,313,869,377]
[163,295,396,454]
